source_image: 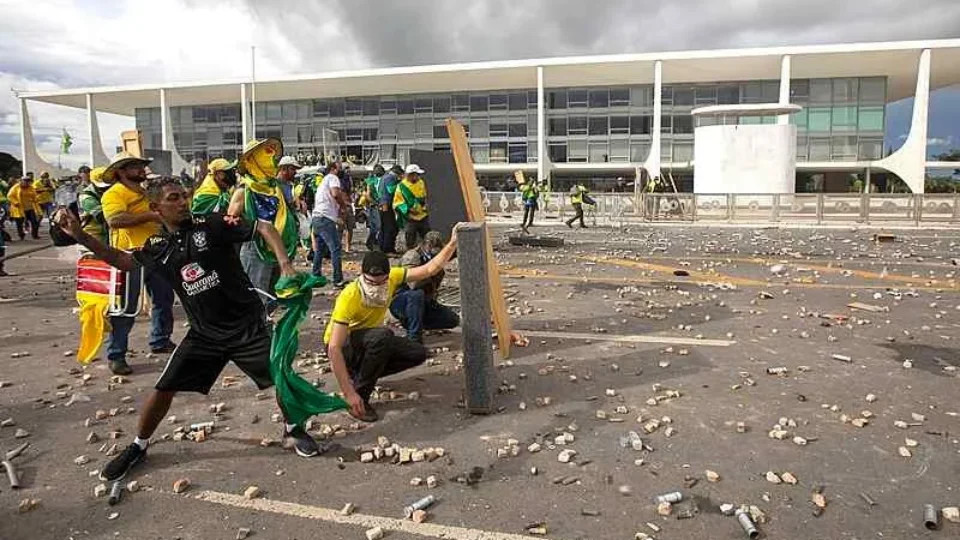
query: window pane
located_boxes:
[508,142,527,163]
[470,95,488,112]
[548,90,567,109]
[610,139,629,161]
[509,122,527,137]
[414,98,432,113]
[588,89,609,108]
[832,78,858,103]
[831,106,857,131]
[809,80,832,104]
[589,141,608,162]
[528,91,538,108]
[569,116,587,135]
[796,136,808,160]
[673,141,694,162]
[548,117,567,136]
[471,118,489,138]
[588,117,608,135]
[266,103,282,121]
[859,77,885,103]
[329,100,344,117]
[452,94,469,111]
[790,80,809,100]
[345,99,362,116]
[489,123,508,138]
[415,118,432,138]
[568,89,588,108]
[362,127,378,141]
[568,140,587,160]
[808,107,832,132]
[858,106,884,131]
[630,115,651,135]
[433,96,451,113]
[397,99,414,115]
[790,109,808,129]
[809,137,830,160]
[470,143,488,163]
[761,81,780,102]
[674,115,694,134]
[717,85,739,105]
[490,141,507,162]
[397,120,414,139]
[362,99,379,116]
[630,141,650,161]
[741,82,762,103]
[831,135,857,159]
[509,93,527,110]
[549,143,567,163]
[379,98,396,114]
[489,94,507,110]
[674,87,694,106]
[660,115,673,133]
[610,116,629,134]
[630,86,652,107]
[858,138,882,160]
[433,125,448,139]
[610,88,630,106]
[695,86,717,105]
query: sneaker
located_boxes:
[283,425,321,457]
[565,222,573,229]
[150,342,177,354]
[109,359,133,375]
[100,443,146,481]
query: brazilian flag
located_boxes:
[191,176,230,216]
[241,176,299,264]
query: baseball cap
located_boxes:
[405,164,425,175]
[278,156,302,169]
[361,251,391,277]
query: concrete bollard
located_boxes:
[457,222,495,415]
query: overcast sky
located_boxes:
[1,0,959,170]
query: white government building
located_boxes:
[16,38,960,194]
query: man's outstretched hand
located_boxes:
[54,209,82,239]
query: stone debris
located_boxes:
[905,438,919,447]
[781,472,799,485]
[107,512,120,520]
[812,492,827,509]
[126,481,139,492]
[340,503,355,516]
[943,507,960,523]
[705,470,720,482]
[865,393,877,403]
[14,428,29,439]
[897,446,912,458]
[657,501,672,516]
[18,498,41,513]
[719,503,736,516]
[558,449,577,463]
[94,483,108,498]
[365,526,384,540]
[74,455,89,465]
[411,509,429,523]
[243,486,261,499]
[765,471,782,484]
[426,475,438,488]
[236,527,252,540]
[173,478,191,494]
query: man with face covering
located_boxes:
[100,153,177,375]
[228,139,300,312]
[54,176,325,483]
[324,230,460,422]
[191,158,238,216]
[390,231,460,343]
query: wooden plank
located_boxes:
[446,118,513,358]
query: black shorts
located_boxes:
[155,323,273,394]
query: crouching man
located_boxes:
[55,178,327,484]
[390,231,459,343]
[325,228,460,422]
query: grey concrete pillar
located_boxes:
[457,222,495,414]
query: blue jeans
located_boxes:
[389,288,460,342]
[311,216,343,283]
[365,206,381,250]
[240,242,279,313]
[106,267,174,361]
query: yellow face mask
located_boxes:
[242,145,279,181]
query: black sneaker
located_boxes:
[100,443,146,481]
[150,342,177,354]
[283,425,321,457]
[109,359,133,375]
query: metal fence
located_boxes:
[480,190,960,225]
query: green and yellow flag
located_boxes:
[61,128,73,154]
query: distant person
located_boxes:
[339,164,355,253]
[394,164,429,250]
[8,176,41,240]
[378,165,402,254]
[363,165,384,251]
[390,231,460,343]
[276,155,305,214]
[310,161,346,287]
[191,158,238,216]
[34,171,57,220]
[565,183,590,229]
[520,176,540,234]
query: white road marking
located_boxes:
[519,330,734,347]
[191,490,541,540]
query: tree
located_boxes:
[933,149,960,161]
[0,152,23,180]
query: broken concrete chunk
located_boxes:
[236,527,252,540]
[893,420,909,429]
[865,393,877,403]
[705,470,720,482]
[360,452,374,463]
[243,486,261,499]
[792,436,808,446]
[14,428,29,439]
[781,472,798,485]
[897,446,912,458]
[94,483,108,498]
[942,507,960,523]
[411,509,429,523]
[557,449,577,463]
[173,478,191,494]
[126,481,139,492]
[657,501,672,516]
[365,526,384,540]
[905,438,919,448]
[766,471,782,484]
[911,412,926,422]
[812,492,827,509]
[426,475,438,488]
[527,442,542,453]
[17,498,41,513]
[74,455,90,466]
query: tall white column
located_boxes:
[19,98,29,177]
[160,88,169,151]
[86,93,110,166]
[536,66,547,185]
[778,55,792,125]
[643,60,663,181]
[240,83,250,143]
[876,49,930,194]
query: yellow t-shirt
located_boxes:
[323,267,407,344]
[101,183,159,250]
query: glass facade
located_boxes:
[134,77,886,165]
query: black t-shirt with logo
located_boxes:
[133,213,265,341]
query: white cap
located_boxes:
[405,164,425,175]
[277,156,302,169]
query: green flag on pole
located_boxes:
[61,128,73,154]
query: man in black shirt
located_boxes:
[54,178,325,483]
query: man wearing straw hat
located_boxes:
[228,138,300,312]
[100,152,177,375]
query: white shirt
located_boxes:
[312,173,341,221]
